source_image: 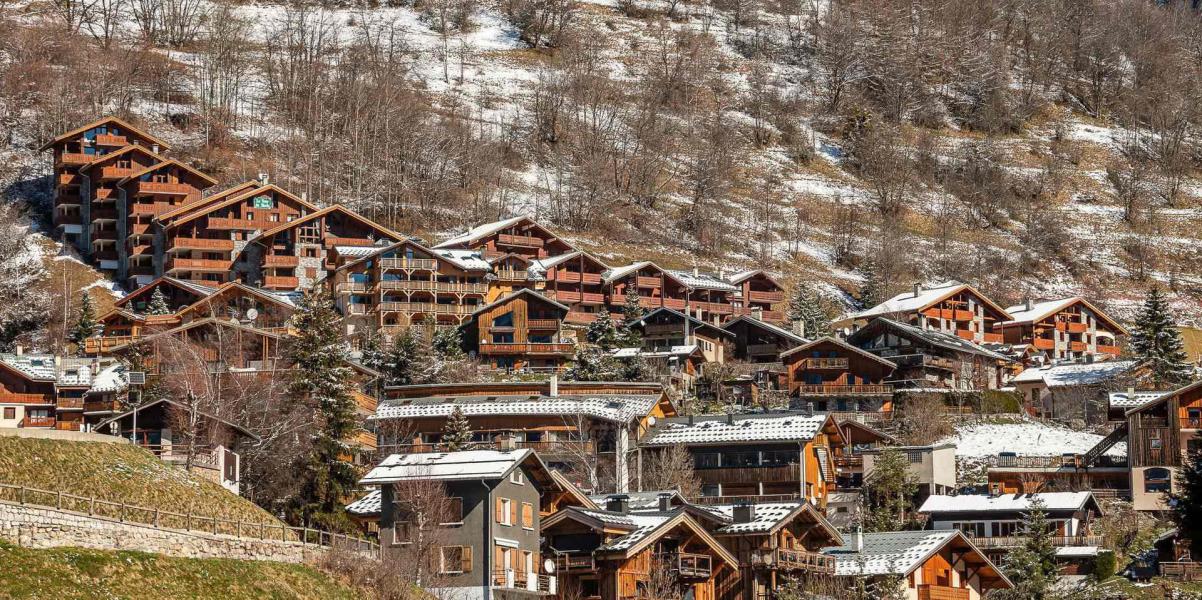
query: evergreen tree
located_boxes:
[359,330,387,373]
[996,498,1059,600]
[386,327,424,385]
[146,287,171,315]
[586,311,621,350]
[432,324,465,360]
[442,405,473,450]
[567,346,619,381]
[618,289,645,348]
[69,291,98,352]
[1172,432,1202,557]
[861,447,917,532]
[859,259,884,309]
[786,283,830,338]
[283,287,357,530]
[1130,287,1193,387]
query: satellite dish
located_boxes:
[647,416,657,427]
[543,558,555,574]
[245,308,259,322]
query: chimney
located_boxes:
[606,495,630,514]
[258,172,269,185]
[733,503,755,524]
[688,414,695,425]
[792,319,806,338]
[913,283,922,298]
[14,345,22,356]
[718,268,726,280]
[658,493,672,512]
[549,374,559,397]
[1025,297,1033,312]
[693,266,699,277]
[726,413,734,425]
[301,192,308,201]
[151,144,159,154]
[752,307,763,321]
[855,526,863,552]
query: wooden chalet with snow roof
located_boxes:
[248,204,403,292]
[434,215,578,261]
[461,289,575,372]
[726,271,787,323]
[780,337,897,411]
[846,318,1014,392]
[531,250,611,325]
[1122,381,1202,511]
[843,281,1011,345]
[995,297,1126,361]
[76,144,173,272]
[329,238,491,338]
[376,380,677,493]
[542,495,740,600]
[821,530,1012,599]
[723,315,806,364]
[631,307,735,365]
[0,352,134,431]
[41,117,169,249]
[109,318,285,372]
[115,159,218,286]
[640,412,847,507]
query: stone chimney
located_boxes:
[913,283,922,298]
[14,345,22,356]
[751,307,763,321]
[688,414,695,425]
[1025,297,1034,311]
[549,374,559,397]
[258,172,270,185]
[658,493,672,512]
[733,503,755,524]
[693,266,700,277]
[855,526,863,552]
[606,495,630,514]
[726,413,734,425]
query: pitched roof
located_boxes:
[78,144,168,172]
[470,288,569,317]
[664,269,739,292]
[999,297,1127,334]
[335,239,489,274]
[726,269,781,288]
[847,318,1012,362]
[165,184,319,230]
[641,412,837,447]
[612,345,703,360]
[375,392,667,424]
[1108,390,1164,410]
[529,251,610,273]
[359,449,547,484]
[173,282,299,318]
[722,315,807,345]
[589,490,688,511]
[1012,360,1140,387]
[636,307,736,339]
[155,181,261,224]
[251,204,404,244]
[95,397,259,440]
[39,116,170,152]
[116,159,217,187]
[346,489,382,516]
[434,215,530,248]
[1126,378,1202,416]
[847,281,1011,322]
[919,491,1101,515]
[106,317,286,353]
[823,530,967,577]
[779,336,899,368]
[544,507,738,565]
[0,354,60,381]
[706,501,842,543]
[434,249,493,271]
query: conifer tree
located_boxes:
[284,286,357,530]
[1130,287,1193,387]
[787,283,831,338]
[146,287,171,315]
[386,327,424,385]
[432,324,465,360]
[618,288,645,348]
[1172,432,1202,556]
[859,259,884,309]
[862,447,917,532]
[586,310,621,350]
[69,291,98,352]
[567,345,618,381]
[996,498,1059,600]
[442,405,473,450]
[359,330,387,373]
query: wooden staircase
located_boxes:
[1082,422,1127,467]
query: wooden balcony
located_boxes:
[495,269,532,281]
[379,258,437,270]
[924,308,975,322]
[21,416,56,428]
[1033,337,1055,350]
[1069,341,1087,352]
[1064,322,1088,333]
[324,236,378,248]
[745,343,781,357]
[664,553,711,579]
[0,392,54,404]
[168,257,232,272]
[171,237,234,251]
[128,244,153,257]
[756,548,836,574]
[1097,344,1120,355]
[795,384,893,396]
[264,254,300,267]
[917,585,969,600]
[527,319,561,330]
[698,464,800,485]
[565,311,598,324]
[834,455,864,469]
[351,429,377,450]
[99,166,136,180]
[479,343,574,356]
[802,357,849,369]
[340,281,371,293]
[555,554,595,573]
[747,290,785,303]
[378,280,488,294]
[56,397,85,410]
[58,152,91,165]
[207,217,280,230]
[84,335,140,354]
[346,303,369,315]
[132,181,194,195]
[263,275,300,289]
[377,302,474,315]
[636,276,662,288]
[497,233,544,248]
[967,535,1102,549]
[1161,561,1202,580]
[58,173,81,186]
[94,133,128,146]
[552,271,603,285]
[129,202,170,216]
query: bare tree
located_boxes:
[641,444,701,498]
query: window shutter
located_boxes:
[495,498,503,523]
[510,500,518,526]
[461,546,473,573]
[522,502,533,528]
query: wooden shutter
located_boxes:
[495,546,504,576]
[510,499,518,526]
[522,502,533,528]
[496,497,504,523]
[461,546,473,573]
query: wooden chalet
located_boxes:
[330,239,491,338]
[376,380,677,493]
[726,271,787,323]
[632,307,735,365]
[846,318,1014,392]
[109,318,285,372]
[834,420,899,490]
[780,337,897,412]
[542,498,740,600]
[843,281,1011,345]
[249,204,403,292]
[821,530,1012,599]
[40,117,169,248]
[532,251,611,325]
[76,145,171,272]
[362,449,564,597]
[1123,381,1202,511]
[1011,359,1145,424]
[434,215,578,261]
[0,352,131,431]
[995,297,1126,361]
[605,262,701,320]
[114,159,218,287]
[722,315,806,364]
[640,412,847,507]
[461,289,574,372]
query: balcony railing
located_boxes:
[495,269,532,281]
[84,335,143,354]
[379,440,595,456]
[263,275,299,289]
[324,236,378,248]
[479,343,574,355]
[58,152,91,165]
[94,134,128,146]
[745,343,781,357]
[377,302,474,315]
[917,585,969,600]
[21,416,56,428]
[134,181,194,195]
[1161,561,1202,580]
[491,569,556,594]
[171,237,235,251]
[379,258,437,270]
[1033,337,1055,350]
[207,217,280,230]
[378,280,488,294]
[59,173,81,186]
[555,554,595,572]
[1184,418,1202,430]
[635,276,662,288]
[1097,344,1120,355]
[795,384,893,396]
[967,535,1102,549]
[168,257,232,272]
[802,357,849,369]
[753,548,836,574]
[0,392,54,404]
[99,166,136,180]
[747,290,785,303]
[263,254,300,267]
[56,397,85,410]
[552,271,603,284]
[663,553,711,579]
[527,319,561,330]
[497,233,544,248]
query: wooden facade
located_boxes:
[633,308,734,364]
[463,289,574,371]
[847,318,1012,393]
[78,145,171,272]
[1126,380,1202,511]
[995,297,1126,361]
[723,316,805,364]
[711,503,841,600]
[115,160,217,286]
[781,337,897,408]
[537,251,611,325]
[846,283,1010,345]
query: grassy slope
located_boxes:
[0,542,364,600]
[0,436,280,527]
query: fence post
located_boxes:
[281,524,286,542]
[56,491,62,510]
[237,521,242,538]
[186,514,191,531]
[119,502,125,522]
[89,497,94,515]
[19,486,25,505]
[154,509,159,527]
[212,517,218,535]
[260,522,265,540]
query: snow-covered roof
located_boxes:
[779,336,898,367]
[434,216,531,249]
[848,281,991,321]
[1108,391,1162,409]
[0,355,126,390]
[375,393,664,424]
[0,353,58,381]
[1056,546,1100,557]
[592,511,672,551]
[822,530,960,577]
[1012,360,1139,387]
[346,489,382,516]
[919,492,1098,514]
[642,413,831,447]
[706,502,804,534]
[664,269,739,292]
[939,420,1126,458]
[612,345,699,359]
[334,245,380,258]
[589,490,687,511]
[88,363,128,393]
[847,318,1012,362]
[360,449,535,484]
[1000,298,1080,325]
[164,276,221,297]
[722,315,806,344]
[432,248,493,271]
[603,261,655,283]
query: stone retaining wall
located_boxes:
[0,501,326,563]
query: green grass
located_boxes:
[0,436,280,528]
[0,541,365,599]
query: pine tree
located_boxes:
[859,259,884,309]
[146,287,171,315]
[386,328,423,386]
[69,291,98,352]
[567,346,619,381]
[1130,287,1193,387]
[996,498,1059,600]
[586,311,621,350]
[618,289,645,348]
[359,331,387,373]
[284,286,357,530]
[786,283,830,338]
[862,447,917,532]
[432,324,465,360]
[1172,432,1202,557]
[442,405,473,451]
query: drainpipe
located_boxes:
[481,480,492,600]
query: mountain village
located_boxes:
[2,116,1202,599]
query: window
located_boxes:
[1145,468,1172,493]
[392,521,413,545]
[511,470,524,485]
[496,497,515,526]
[695,453,720,469]
[441,497,464,525]
[2,407,13,419]
[521,502,534,529]
[700,484,721,497]
[440,546,471,574]
[493,311,514,328]
[906,450,924,464]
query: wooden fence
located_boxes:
[0,482,378,557]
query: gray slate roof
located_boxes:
[375,393,662,424]
[848,318,1012,362]
[705,502,803,534]
[642,412,829,447]
[822,530,960,576]
[346,489,382,516]
[360,449,533,484]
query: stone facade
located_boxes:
[0,501,357,564]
